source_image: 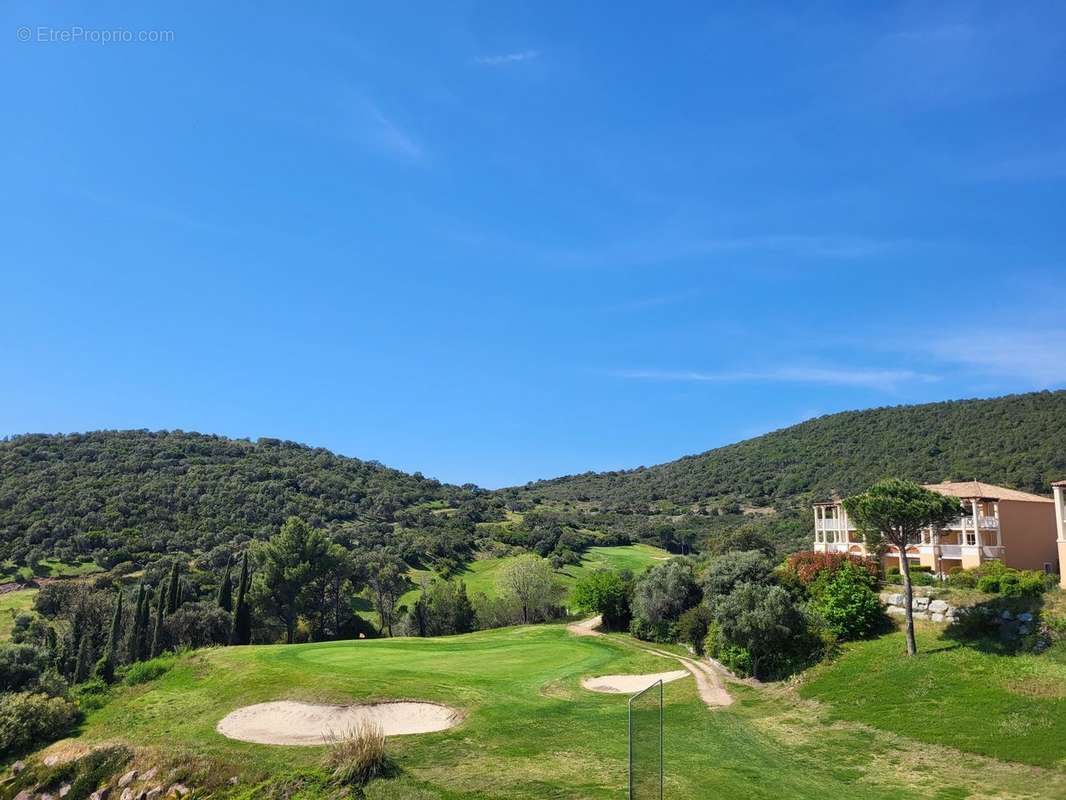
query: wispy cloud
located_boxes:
[553,232,909,268]
[365,103,423,160]
[335,93,424,162]
[474,50,540,66]
[610,367,938,392]
[927,330,1066,386]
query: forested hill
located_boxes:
[0,430,468,569]
[509,391,1066,510]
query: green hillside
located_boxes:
[0,430,468,570]
[4,391,1066,571]
[509,390,1066,509]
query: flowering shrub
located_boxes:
[783,551,880,586]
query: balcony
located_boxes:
[815,518,846,532]
[935,544,1005,560]
[942,515,1000,531]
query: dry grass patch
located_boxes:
[324,720,393,788]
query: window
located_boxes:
[1045,563,1054,575]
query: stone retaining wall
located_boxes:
[879,592,958,623]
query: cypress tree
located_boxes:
[455,581,475,634]
[217,558,233,612]
[74,631,92,683]
[137,588,153,661]
[128,583,146,663]
[151,592,166,658]
[231,552,251,645]
[106,591,123,665]
[166,562,181,614]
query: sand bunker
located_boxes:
[216,700,461,745]
[581,670,689,694]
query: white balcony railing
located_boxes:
[943,515,1000,531]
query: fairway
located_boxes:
[397,544,669,611]
[57,624,1066,799]
[0,588,37,640]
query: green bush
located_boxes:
[629,560,701,642]
[122,654,174,686]
[707,583,820,680]
[702,551,773,602]
[810,562,886,640]
[885,567,935,586]
[676,606,713,654]
[628,616,675,644]
[965,561,1052,597]
[72,677,111,711]
[0,692,81,757]
[945,567,977,588]
[0,643,49,692]
[570,569,632,631]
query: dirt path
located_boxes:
[567,615,604,637]
[568,617,732,708]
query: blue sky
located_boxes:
[3,2,1065,487]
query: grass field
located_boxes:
[0,589,37,640]
[397,544,669,611]
[801,623,1066,768]
[47,623,1066,799]
[0,559,102,584]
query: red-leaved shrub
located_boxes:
[784,551,880,586]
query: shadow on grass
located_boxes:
[941,593,1046,655]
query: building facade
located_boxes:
[813,481,1060,581]
[1053,480,1066,589]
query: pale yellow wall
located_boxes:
[1058,541,1066,589]
[997,499,1058,571]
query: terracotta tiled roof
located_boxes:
[921,480,1053,503]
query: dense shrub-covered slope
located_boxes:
[511,391,1066,509]
[0,430,464,567]
[4,391,1065,569]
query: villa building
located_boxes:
[1053,481,1066,588]
[813,480,1060,581]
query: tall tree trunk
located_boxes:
[898,547,917,656]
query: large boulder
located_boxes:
[118,771,137,788]
[928,599,949,614]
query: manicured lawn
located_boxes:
[801,624,1066,768]
[55,624,1066,799]
[0,588,37,640]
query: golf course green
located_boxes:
[54,623,1066,799]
